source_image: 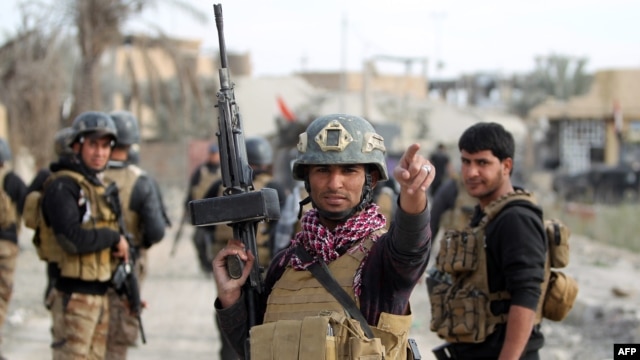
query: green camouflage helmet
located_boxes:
[292,114,388,181]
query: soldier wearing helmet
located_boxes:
[104,110,167,359]
[213,114,435,359]
[0,137,27,359]
[40,111,129,359]
[182,142,222,274]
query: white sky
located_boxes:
[1,0,639,79]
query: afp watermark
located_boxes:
[614,344,640,359]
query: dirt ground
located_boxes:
[2,188,640,359]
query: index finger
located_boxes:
[402,143,421,165]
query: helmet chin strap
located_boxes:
[300,168,375,222]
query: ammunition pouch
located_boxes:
[251,310,415,360]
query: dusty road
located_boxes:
[3,205,640,359]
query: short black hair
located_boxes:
[458,122,514,161]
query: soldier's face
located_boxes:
[460,150,511,205]
[308,164,368,215]
[78,136,113,171]
[209,152,220,165]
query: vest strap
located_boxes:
[294,246,375,339]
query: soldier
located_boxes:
[212,114,434,359]
[103,110,166,359]
[204,136,287,360]
[185,143,221,274]
[41,111,129,359]
[23,127,75,309]
[0,137,27,359]
[429,122,547,359]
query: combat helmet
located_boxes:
[71,111,117,145]
[0,138,11,163]
[292,114,388,221]
[109,111,140,147]
[246,137,273,166]
[292,114,388,181]
[53,127,74,157]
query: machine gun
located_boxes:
[188,3,280,354]
[104,183,147,344]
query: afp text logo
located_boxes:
[614,344,640,359]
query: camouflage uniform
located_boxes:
[0,139,27,356]
[104,111,166,360]
[42,112,123,360]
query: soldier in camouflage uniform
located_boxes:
[0,138,27,360]
[103,111,167,359]
[41,112,130,360]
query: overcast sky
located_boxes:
[1,0,639,78]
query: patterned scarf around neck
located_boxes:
[283,203,386,296]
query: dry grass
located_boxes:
[544,202,640,254]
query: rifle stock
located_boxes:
[169,209,188,257]
[189,4,280,338]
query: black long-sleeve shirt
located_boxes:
[107,161,166,248]
[41,158,120,295]
[450,198,546,358]
[216,202,432,357]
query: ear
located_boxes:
[502,157,513,176]
[72,142,81,154]
[370,168,380,188]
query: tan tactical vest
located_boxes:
[214,172,273,267]
[23,176,64,263]
[429,190,549,343]
[439,177,477,233]
[104,164,144,247]
[47,170,120,282]
[0,167,18,230]
[190,165,220,201]
[258,232,413,360]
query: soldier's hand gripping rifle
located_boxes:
[105,183,147,344]
[188,3,280,351]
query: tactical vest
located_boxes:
[258,232,413,360]
[45,170,119,282]
[214,172,273,267]
[23,174,65,263]
[190,165,220,201]
[429,190,549,343]
[0,168,18,230]
[104,164,144,247]
[439,177,477,232]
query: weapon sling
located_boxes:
[294,246,375,339]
